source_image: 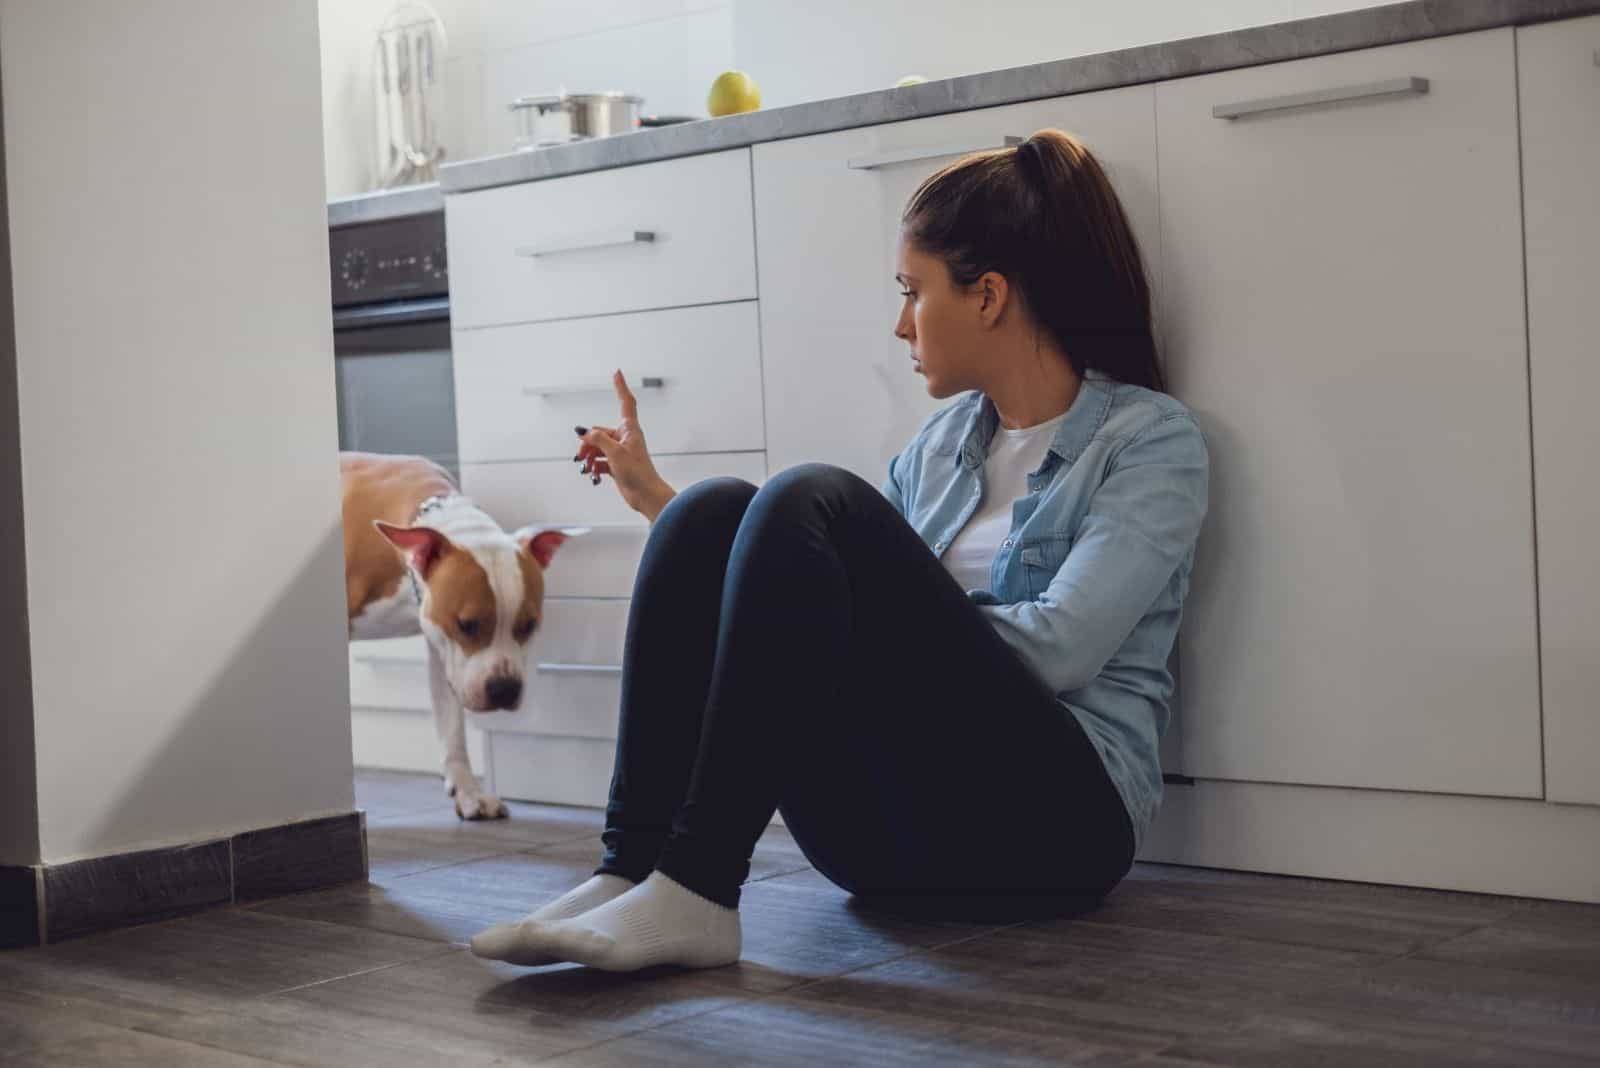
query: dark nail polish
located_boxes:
[573,453,582,462]
[592,475,600,485]
[574,425,588,435]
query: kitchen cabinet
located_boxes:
[1158,28,1543,797]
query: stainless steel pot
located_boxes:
[510,91,643,149]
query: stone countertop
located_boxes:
[327,182,442,228]
[429,0,1596,195]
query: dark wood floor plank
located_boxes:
[0,988,173,1065]
[183,948,760,1067]
[527,994,1152,1068]
[0,983,433,1068]
[367,799,605,850]
[1162,953,1600,1067]
[0,907,449,1011]
[7,1028,290,1067]
[364,827,516,884]
[352,768,449,818]
[785,916,1383,1054]
[1414,899,1600,981]
[738,867,1014,971]
[1093,862,1530,956]
[247,879,525,946]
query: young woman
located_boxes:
[471,128,1208,973]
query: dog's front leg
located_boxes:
[427,644,508,820]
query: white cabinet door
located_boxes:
[752,87,1161,485]
[1159,28,1542,796]
[1520,15,1600,806]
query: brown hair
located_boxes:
[901,128,1165,393]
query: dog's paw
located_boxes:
[454,791,509,821]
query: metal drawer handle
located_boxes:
[1213,76,1428,120]
[514,230,657,258]
[847,137,1022,171]
[353,653,425,667]
[531,521,639,531]
[536,662,624,675]
[524,377,664,398]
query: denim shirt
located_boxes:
[881,372,1209,849]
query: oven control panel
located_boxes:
[329,210,448,307]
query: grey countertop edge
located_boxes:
[423,0,1598,195]
[328,182,443,228]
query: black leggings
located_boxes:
[594,463,1135,919]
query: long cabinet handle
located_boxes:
[536,662,624,675]
[847,136,1022,171]
[514,229,657,258]
[1213,76,1428,120]
[523,377,664,398]
[530,521,639,532]
[353,653,425,667]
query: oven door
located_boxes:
[333,296,458,481]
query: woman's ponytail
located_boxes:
[902,128,1165,393]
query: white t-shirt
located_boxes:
[941,409,1068,593]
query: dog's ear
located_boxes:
[513,525,588,570]
[374,522,453,578]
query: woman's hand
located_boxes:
[574,370,678,522]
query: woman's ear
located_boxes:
[976,270,1010,327]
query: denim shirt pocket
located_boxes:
[1018,535,1073,600]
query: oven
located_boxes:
[329,209,458,479]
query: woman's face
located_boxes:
[893,236,989,399]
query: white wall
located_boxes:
[320,0,733,197]
[732,0,1402,107]
[1,0,355,863]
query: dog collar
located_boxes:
[404,494,458,607]
[414,494,452,518]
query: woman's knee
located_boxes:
[753,462,879,519]
[657,476,758,528]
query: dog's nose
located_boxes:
[485,676,522,709]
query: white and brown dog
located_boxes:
[341,452,578,819]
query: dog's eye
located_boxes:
[513,618,536,642]
[456,618,481,638]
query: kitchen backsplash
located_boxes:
[320,0,1393,198]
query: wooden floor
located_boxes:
[3,771,1598,1066]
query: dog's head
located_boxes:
[374,520,583,712]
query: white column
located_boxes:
[0,0,353,863]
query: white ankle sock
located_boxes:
[519,871,741,972]
[469,873,634,966]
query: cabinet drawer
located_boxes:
[532,597,629,674]
[486,732,617,808]
[348,636,430,712]
[471,599,630,739]
[453,302,764,463]
[462,451,768,598]
[446,149,757,329]
[490,656,622,741]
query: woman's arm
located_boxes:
[975,413,1209,693]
